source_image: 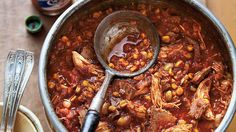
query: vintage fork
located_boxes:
[0,51,16,132]
[0,50,34,132]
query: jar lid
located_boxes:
[25,15,43,34]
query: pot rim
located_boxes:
[38,0,236,132]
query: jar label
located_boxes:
[38,0,57,7]
[37,0,70,10]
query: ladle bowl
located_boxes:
[94,10,160,77]
[81,10,160,132]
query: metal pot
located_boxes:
[39,0,236,131]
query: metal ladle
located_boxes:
[81,10,160,132]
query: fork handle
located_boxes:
[0,51,16,131]
[7,50,26,131]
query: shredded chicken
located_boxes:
[150,107,177,131]
[77,107,87,127]
[203,107,215,120]
[191,66,212,84]
[181,19,206,50]
[72,51,104,76]
[164,122,193,132]
[113,79,135,100]
[151,74,180,108]
[193,20,206,50]
[212,61,224,74]
[108,109,120,119]
[212,61,225,80]
[134,87,149,98]
[133,74,145,81]
[136,76,151,90]
[127,100,147,119]
[134,77,151,97]
[158,44,184,61]
[189,77,214,120]
[189,98,209,119]
[80,45,96,62]
[217,79,232,94]
[214,113,224,127]
[96,122,111,132]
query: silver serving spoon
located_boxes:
[81,10,160,132]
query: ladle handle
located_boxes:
[81,110,100,132]
[81,70,114,132]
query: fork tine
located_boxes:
[0,51,16,131]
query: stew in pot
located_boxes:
[47,2,233,132]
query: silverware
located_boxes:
[0,51,16,132]
[0,50,34,132]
